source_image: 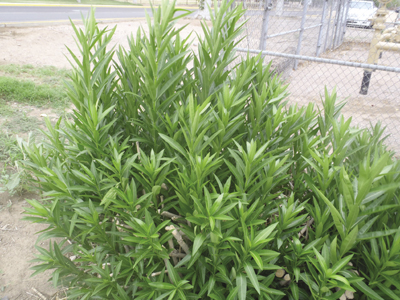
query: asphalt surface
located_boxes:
[0,6,154,24]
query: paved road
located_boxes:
[0,6,157,24]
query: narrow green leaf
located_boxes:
[331,254,353,275]
[166,260,180,285]
[226,286,239,300]
[313,248,328,273]
[253,223,278,245]
[159,133,187,157]
[313,188,345,239]
[340,226,358,256]
[377,283,400,300]
[100,187,117,208]
[341,271,384,300]
[148,282,175,290]
[250,251,263,270]
[192,233,206,257]
[358,229,398,240]
[244,262,260,294]
[236,273,247,300]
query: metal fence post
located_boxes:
[316,0,328,56]
[339,0,350,45]
[259,0,273,51]
[323,0,333,51]
[294,0,309,69]
[332,0,344,49]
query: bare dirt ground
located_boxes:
[0,191,59,300]
[0,18,204,69]
[0,18,206,300]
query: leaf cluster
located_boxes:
[19,1,400,299]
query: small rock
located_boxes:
[345,290,355,299]
[40,114,48,117]
[283,274,291,281]
[1,296,10,300]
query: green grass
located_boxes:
[0,132,23,165]
[0,64,69,80]
[0,0,141,5]
[0,64,68,169]
[0,131,33,195]
[0,100,17,117]
[2,113,42,134]
[0,64,71,110]
[0,77,69,108]
[0,66,69,195]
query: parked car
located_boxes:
[346,1,378,28]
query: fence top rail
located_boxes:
[234,47,400,73]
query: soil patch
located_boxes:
[0,191,58,300]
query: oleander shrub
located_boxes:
[19,1,400,299]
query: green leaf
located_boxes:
[358,229,398,240]
[244,262,260,294]
[100,187,118,208]
[253,223,278,245]
[159,134,187,157]
[313,248,328,273]
[382,275,400,291]
[340,168,354,207]
[340,226,358,256]
[341,270,384,300]
[331,254,353,275]
[250,251,263,270]
[289,282,299,300]
[148,282,175,290]
[313,188,345,239]
[166,260,180,285]
[192,233,206,257]
[226,286,239,300]
[236,273,247,300]
[377,283,400,300]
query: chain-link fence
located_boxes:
[232,0,400,152]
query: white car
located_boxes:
[346,1,378,28]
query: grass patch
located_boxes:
[0,132,23,165]
[0,64,70,81]
[2,113,42,134]
[0,64,68,194]
[0,64,65,166]
[0,64,70,110]
[0,132,33,195]
[0,76,68,109]
[0,99,18,117]
[0,0,141,5]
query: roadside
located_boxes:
[0,3,196,28]
[0,0,141,6]
[0,1,196,8]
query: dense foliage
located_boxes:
[19,1,400,299]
